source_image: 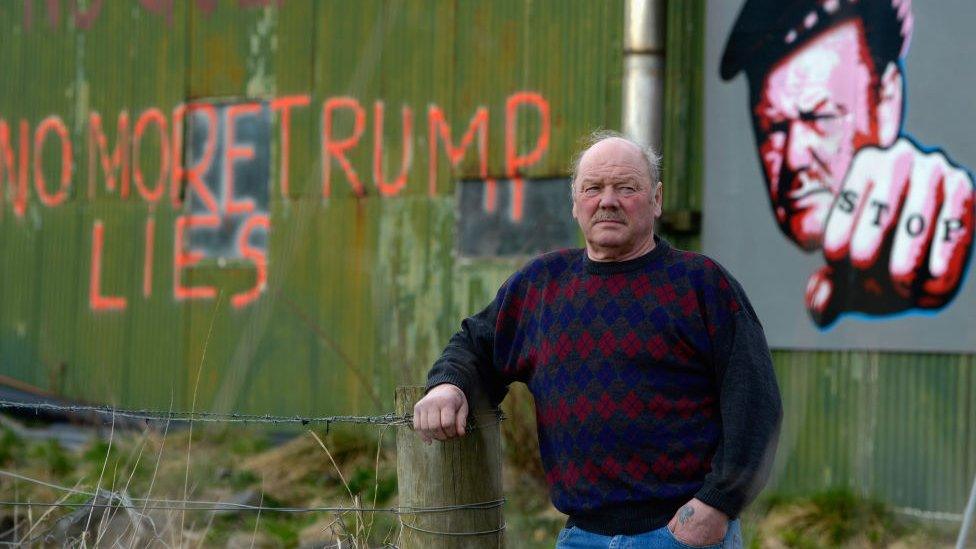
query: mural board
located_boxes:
[704,0,976,351]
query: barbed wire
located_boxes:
[0,399,505,430]
[0,399,410,426]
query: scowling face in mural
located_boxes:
[722,0,975,327]
[752,20,897,251]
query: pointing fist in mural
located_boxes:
[805,139,975,326]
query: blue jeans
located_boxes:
[555,519,742,549]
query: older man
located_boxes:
[414,134,781,547]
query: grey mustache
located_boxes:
[591,212,626,223]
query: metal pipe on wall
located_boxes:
[623,0,666,152]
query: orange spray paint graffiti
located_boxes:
[0,90,551,312]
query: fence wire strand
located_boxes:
[0,399,505,429]
[400,520,507,537]
[0,399,411,426]
[0,500,507,515]
[0,469,504,515]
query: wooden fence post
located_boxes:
[395,385,504,548]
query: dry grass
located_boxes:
[0,420,399,547]
[746,489,958,549]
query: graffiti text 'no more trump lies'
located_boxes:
[0,92,552,312]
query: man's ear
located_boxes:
[571,183,579,219]
[653,181,663,217]
[877,62,903,147]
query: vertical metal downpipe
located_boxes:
[957,477,976,549]
[623,0,666,152]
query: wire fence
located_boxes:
[0,470,505,515]
[0,398,508,544]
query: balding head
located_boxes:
[570,131,661,194]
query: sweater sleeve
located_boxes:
[694,277,783,518]
[424,285,512,407]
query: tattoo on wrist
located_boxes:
[678,505,694,524]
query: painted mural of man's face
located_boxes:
[725,2,975,328]
[751,20,899,251]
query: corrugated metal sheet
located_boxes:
[662,0,704,216]
[659,0,704,252]
[771,351,976,514]
[2,4,77,396]
[0,2,622,417]
[773,351,976,513]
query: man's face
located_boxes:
[752,20,885,251]
[572,138,662,260]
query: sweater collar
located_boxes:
[583,235,670,275]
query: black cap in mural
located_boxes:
[720,0,914,81]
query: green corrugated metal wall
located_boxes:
[771,350,976,513]
[661,0,976,517]
[0,1,621,415]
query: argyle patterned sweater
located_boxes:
[425,238,782,535]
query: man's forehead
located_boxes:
[577,168,644,183]
[578,139,648,176]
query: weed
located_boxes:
[227,469,259,490]
[31,439,72,476]
[346,466,396,503]
[746,488,949,548]
[0,427,22,464]
[81,440,111,466]
[254,514,302,545]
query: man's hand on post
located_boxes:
[412,383,469,444]
[667,498,729,547]
[806,138,975,326]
